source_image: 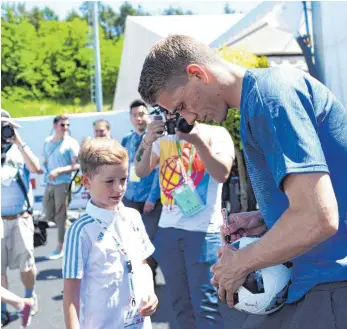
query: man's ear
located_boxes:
[186,64,209,83]
[81,174,91,189]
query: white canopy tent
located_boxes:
[112,14,244,111]
[113,6,312,111]
[210,1,309,71]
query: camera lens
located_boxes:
[176,117,194,134]
[1,124,15,139]
[166,119,176,135]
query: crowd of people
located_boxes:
[1,34,347,329]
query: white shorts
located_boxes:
[1,214,35,273]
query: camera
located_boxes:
[1,122,15,144]
[150,105,194,135]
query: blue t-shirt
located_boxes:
[121,131,160,204]
[240,67,347,303]
[42,135,80,185]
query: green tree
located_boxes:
[66,9,81,22]
[114,2,139,34]
[224,3,236,14]
[162,6,193,15]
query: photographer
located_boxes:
[1,109,41,326]
[135,108,235,329]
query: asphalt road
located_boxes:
[5,225,178,329]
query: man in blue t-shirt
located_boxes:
[121,100,161,283]
[41,115,80,260]
[137,35,347,329]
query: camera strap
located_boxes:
[175,140,195,181]
[14,171,33,215]
[1,144,12,166]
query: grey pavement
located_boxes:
[4,225,178,329]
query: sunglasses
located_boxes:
[60,123,70,127]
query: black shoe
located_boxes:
[1,311,10,327]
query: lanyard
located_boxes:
[93,213,137,307]
[175,140,195,181]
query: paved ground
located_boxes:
[4,225,178,329]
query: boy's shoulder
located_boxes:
[66,212,96,237]
[122,206,142,224]
[121,206,146,233]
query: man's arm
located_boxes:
[48,157,80,181]
[63,279,81,329]
[193,138,233,183]
[135,120,164,177]
[212,172,339,306]
[239,172,338,272]
[176,125,234,183]
[55,157,80,175]
[13,130,41,173]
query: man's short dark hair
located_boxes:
[129,100,147,114]
[53,115,69,124]
[93,119,110,131]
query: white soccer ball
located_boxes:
[232,237,293,315]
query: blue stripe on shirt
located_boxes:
[63,214,93,278]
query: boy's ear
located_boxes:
[81,174,91,189]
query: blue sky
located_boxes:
[21,1,261,19]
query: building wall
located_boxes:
[313,2,347,107]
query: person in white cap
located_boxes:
[1,109,41,326]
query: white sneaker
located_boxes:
[31,295,38,316]
[47,250,63,260]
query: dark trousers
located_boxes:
[122,198,162,271]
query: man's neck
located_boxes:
[222,63,247,110]
[135,129,145,137]
[52,134,64,142]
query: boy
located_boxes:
[62,138,158,329]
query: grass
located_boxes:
[1,98,113,118]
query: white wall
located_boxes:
[15,111,132,210]
[314,2,347,107]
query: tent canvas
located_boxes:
[112,14,244,111]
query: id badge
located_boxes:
[171,179,205,217]
[129,164,141,183]
[123,304,145,329]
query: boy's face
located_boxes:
[82,162,128,210]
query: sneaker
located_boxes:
[46,250,63,260]
[1,311,10,327]
[18,298,33,328]
[31,296,38,316]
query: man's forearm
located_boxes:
[237,207,337,276]
[194,138,232,183]
[57,163,80,175]
[18,144,41,173]
[135,138,153,177]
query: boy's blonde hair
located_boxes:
[79,137,128,177]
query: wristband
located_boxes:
[19,143,28,150]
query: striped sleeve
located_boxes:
[63,214,94,279]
